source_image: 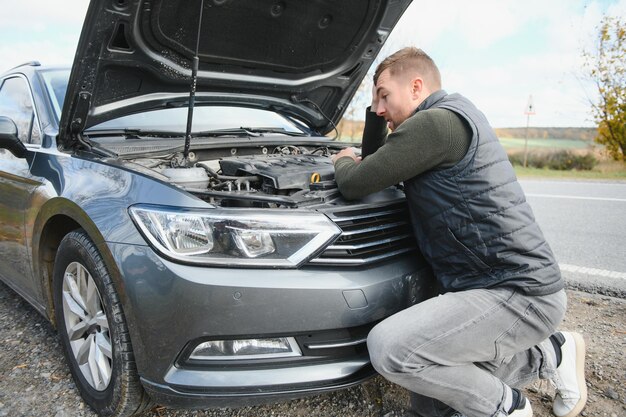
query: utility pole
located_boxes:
[523,95,536,168]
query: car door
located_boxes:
[0,75,43,299]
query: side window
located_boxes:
[0,77,41,145]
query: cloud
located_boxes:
[2,0,622,127]
[0,36,80,70]
[0,0,88,29]
[0,1,87,72]
[373,0,621,126]
[442,47,597,127]
[387,0,578,50]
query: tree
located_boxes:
[584,16,626,161]
[342,78,372,141]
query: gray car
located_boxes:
[0,0,433,416]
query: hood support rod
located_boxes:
[183,0,205,164]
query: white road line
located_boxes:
[521,180,626,187]
[560,264,626,280]
[526,193,626,202]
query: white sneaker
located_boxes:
[509,395,533,417]
[552,332,587,417]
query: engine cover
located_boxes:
[219,154,335,191]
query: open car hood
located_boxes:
[59,0,411,147]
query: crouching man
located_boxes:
[331,47,587,417]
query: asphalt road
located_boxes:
[519,179,626,297]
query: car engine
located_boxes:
[128,145,345,208]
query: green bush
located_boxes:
[508,150,597,171]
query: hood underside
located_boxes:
[59,0,411,146]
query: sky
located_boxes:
[0,0,624,128]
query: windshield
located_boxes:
[90,106,307,134]
[40,69,306,135]
[40,69,70,121]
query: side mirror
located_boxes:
[0,116,27,158]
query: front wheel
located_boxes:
[53,230,152,416]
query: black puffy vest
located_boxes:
[404,92,563,295]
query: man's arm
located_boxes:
[361,107,388,159]
[333,109,469,200]
[330,108,387,165]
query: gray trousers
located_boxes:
[367,287,567,417]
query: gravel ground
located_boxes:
[1,281,624,417]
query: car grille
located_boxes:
[309,201,417,266]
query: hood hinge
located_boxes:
[68,91,93,149]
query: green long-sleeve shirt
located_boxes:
[334,106,472,200]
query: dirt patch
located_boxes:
[524,291,626,417]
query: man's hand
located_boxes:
[331,147,361,164]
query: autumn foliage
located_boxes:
[584,16,626,162]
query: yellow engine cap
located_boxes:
[310,172,321,183]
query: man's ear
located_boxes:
[410,77,424,99]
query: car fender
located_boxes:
[28,152,206,341]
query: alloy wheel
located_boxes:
[61,261,112,391]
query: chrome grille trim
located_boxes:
[326,208,405,222]
[325,233,412,250]
[339,221,408,237]
[310,202,417,266]
[305,337,368,350]
[309,247,415,265]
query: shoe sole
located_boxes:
[560,332,587,417]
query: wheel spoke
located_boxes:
[87,339,102,389]
[76,333,94,365]
[67,320,89,341]
[95,332,112,359]
[86,339,111,390]
[94,343,112,388]
[63,290,87,320]
[77,263,86,294]
[65,271,88,313]
[85,272,100,317]
[94,311,109,331]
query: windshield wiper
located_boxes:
[193,127,307,138]
[192,127,261,137]
[242,127,308,136]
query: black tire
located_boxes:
[53,230,153,416]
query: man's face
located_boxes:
[374,69,419,131]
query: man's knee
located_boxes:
[367,324,396,376]
[367,320,428,377]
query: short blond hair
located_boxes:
[374,47,441,89]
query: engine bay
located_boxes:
[123,143,345,208]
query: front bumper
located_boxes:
[108,242,433,407]
[141,361,376,408]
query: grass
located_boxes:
[514,160,626,180]
[498,137,594,150]
[495,136,625,180]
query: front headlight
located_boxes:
[129,205,341,267]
